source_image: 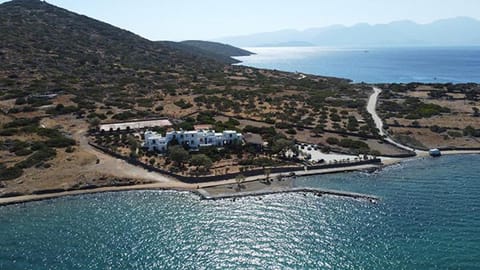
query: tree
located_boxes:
[463,125,478,137]
[190,154,213,171]
[264,168,271,181]
[127,136,139,154]
[88,117,101,129]
[271,138,294,154]
[168,145,190,166]
[312,124,324,136]
[149,158,156,166]
[235,174,245,191]
[473,107,480,117]
[326,137,339,145]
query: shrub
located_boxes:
[430,125,447,133]
[286,128,297,135]
[275,122,292,129]
[14,148,33,156]
[16,147,56,169]
[46,137,76,148]
[0,128,18,136]
[330,113,341,122]
[174,99,193,109]
[338,139,369,150]
[112,111,136,121]
[46,104,79,115]
[3,118,40,129]
[168,145,190,166]
[0,166,24,181]
[464,126,480,137]
[326,137,339,145]
[190,154,213,170]
[447,131,462,138]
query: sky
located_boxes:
[2,0,480,41]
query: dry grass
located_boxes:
[389,127,480,149]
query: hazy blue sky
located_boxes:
[3,0,480,41]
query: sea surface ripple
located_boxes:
[1,155,479,269]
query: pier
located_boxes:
[195,187,379,202]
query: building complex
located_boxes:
[143,129,243,152]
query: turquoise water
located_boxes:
[235,46,480,83]
[1,155,480,269]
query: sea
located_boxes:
[2,47,480,269]
[1,155,480,269]
[235,46,480,83]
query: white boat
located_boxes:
[429,149,441,157]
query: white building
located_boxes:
[99,119,172,132]
[143,129,243,152]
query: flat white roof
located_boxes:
[100,119,172,131]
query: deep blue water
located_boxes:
[235,46,480,83]
[1,154,480,269]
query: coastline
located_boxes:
[1,150,479,207]
[0,163,380,206]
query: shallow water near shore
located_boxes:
[1,155,479,269]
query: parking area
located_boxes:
[296,143,362,163]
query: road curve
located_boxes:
[367,87,419,153]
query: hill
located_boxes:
[181,40,253,57]
[218,17,480,47]
[0,0,354,121]
[0,0,254,109]
[158,40,244,64]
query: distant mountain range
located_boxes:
[217,17,480,47]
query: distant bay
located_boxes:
[235,46,480,83]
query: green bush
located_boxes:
[275,122,292,129]
[174,99,193,109]
[16,147,56,169]
[112,111,136,120]
[338,139,369,150]
[0,128,18,136]
[46,104,79,115]
[430,125,447,133]
[14,148,33,156]
[326,137,339,145]
[0,166,24,181]
[46,137,76,148]
[286,128,297,135]
[3,118,40,129]
[464,126,480,137]
[190,154,213,169]
[330,113,341,122]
